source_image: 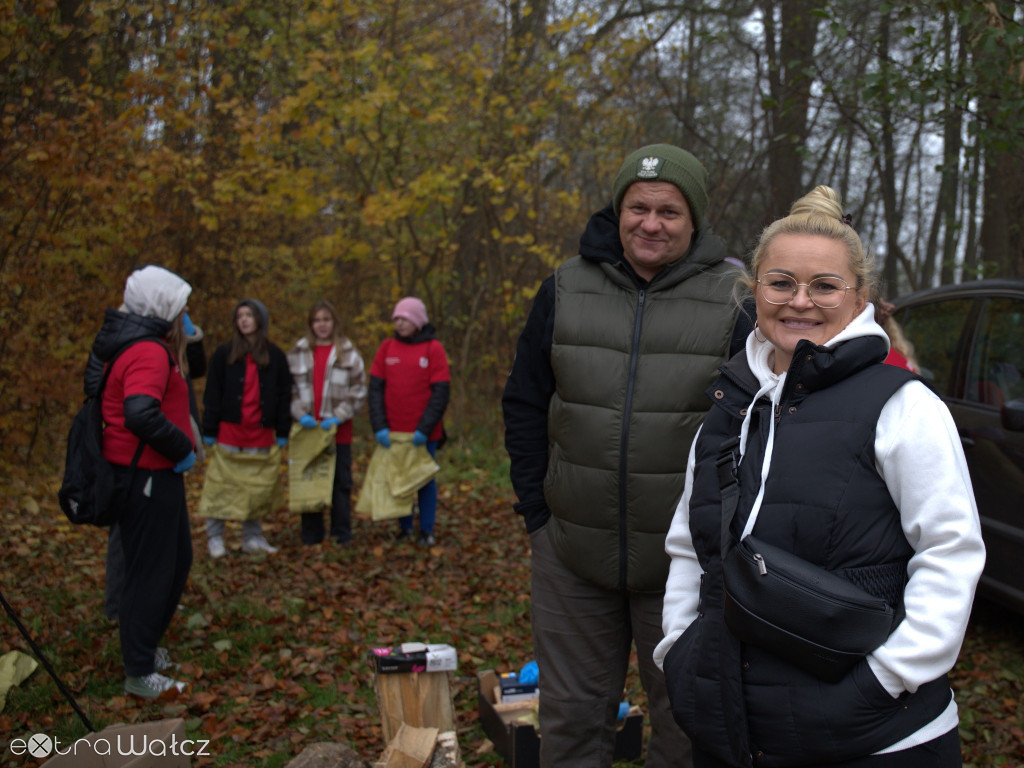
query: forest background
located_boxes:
[3,0,1024,476]
[3,2,1024,765]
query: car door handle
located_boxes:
[960,434,976,448]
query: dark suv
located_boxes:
[891,279,1024,613]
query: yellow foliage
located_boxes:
[0,0,632,471]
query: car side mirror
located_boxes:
[1001,399,1024,432]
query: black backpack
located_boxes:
[58,338,173,526]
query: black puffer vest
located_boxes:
[663,336,951,767]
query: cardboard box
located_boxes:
[498,674,539,703]
[42,718,192,767]
[370,642,458,674]
[477,670,641,768]
[499,689,539,703]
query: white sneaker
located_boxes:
[153,647,179,672]
[241,536,278,554]
[124,672,186,698]
[208,536,227,558]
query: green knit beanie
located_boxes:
[611,144,709,228]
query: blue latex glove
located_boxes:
[173,451,196,473]
[203,435,216,446]
[276,437,288,448]
[518,660,539,685]
[182,312,196,336]
[299,414,317,429]
[321,416,341,430]
[375,429,391,448]
[412,430,428,446]
[617,702,630,722]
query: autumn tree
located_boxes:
[972,1,1024,278]
[4,0,1024,477]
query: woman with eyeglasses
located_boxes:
[654,186,985,767]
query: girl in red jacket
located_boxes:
[368,297,450,545]
[94,265,195,698]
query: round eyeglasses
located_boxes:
[756,274,852,309]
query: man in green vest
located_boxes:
[502,144,751,768]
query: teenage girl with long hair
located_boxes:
[201,299,292,557]
[288,300,367,545]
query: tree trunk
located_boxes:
[979,151,1024,277]
[762,0,820,219]
[961,137,982,281]
[930,17,964,286]
[943,24,968,283]
[975,0,1024,278]
[56,0,89,88]
[875,11,904,294]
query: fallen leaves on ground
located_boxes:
[1,464,535,766]
[1,462,1023,766]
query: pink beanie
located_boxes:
[392,297,429,330]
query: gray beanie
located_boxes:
[236,298,269,331]
[611,144,709,229]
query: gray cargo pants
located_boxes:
[530,525,693,768]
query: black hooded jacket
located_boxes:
[84,308,192,463]
[85,309,171,396]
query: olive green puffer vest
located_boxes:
[544,247,740,591]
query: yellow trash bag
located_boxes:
[355,431,439,521]
[198,443,285,521]
[288,421,337,514]
[0,650,38,714]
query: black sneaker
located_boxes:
[417,532,437,547]
[395,529,413,542]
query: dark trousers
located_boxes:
[398,441,438,534]
[116,466,192,676]
[301,444,353,544]
[693,727,961,768]
[104,523,125,621]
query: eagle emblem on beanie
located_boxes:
[611,143,710,228]
[638,156,662,178]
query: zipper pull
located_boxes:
[754,553,767,575]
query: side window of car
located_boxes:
[895,297,974,394]
[966,298,1024,408]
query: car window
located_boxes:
[895,297,974,394]
[966,298,1024,408]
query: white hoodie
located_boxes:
[123,265,191,323]
[654,304,986,753]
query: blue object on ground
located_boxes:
[518,660,539,685]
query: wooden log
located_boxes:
[428,731,463,768]
[372,672,456,744]
[375,724,439,768]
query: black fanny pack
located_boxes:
[717,437,906,683]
